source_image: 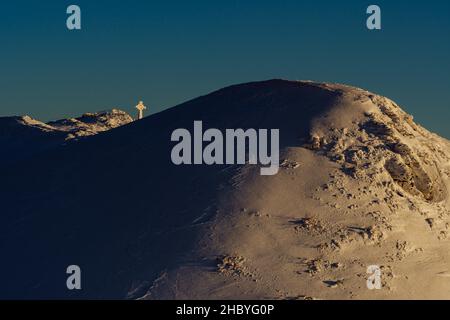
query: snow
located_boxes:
[0,80,449,299]
[0,109,133,165]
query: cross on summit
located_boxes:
[136,101,147,120]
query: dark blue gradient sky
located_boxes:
[1,0,449,137]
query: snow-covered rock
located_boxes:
[0,109,133,165]
[47,109,133,140]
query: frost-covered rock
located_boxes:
[0,109,132,164]
[47,109,133,140]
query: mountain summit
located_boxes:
[1,80,449,299]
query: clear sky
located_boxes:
[1,0,449,138]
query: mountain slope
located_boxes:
[0,109,133,165]
[0,80,449,299]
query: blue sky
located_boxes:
[0,0,449,137]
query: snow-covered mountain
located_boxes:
[0,109,133,165]
[0,80,449,299]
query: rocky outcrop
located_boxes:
[0,109,132,165]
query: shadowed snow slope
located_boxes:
[0,109,133,165]
[1,80,449,299]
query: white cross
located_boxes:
[135,101,147,120]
